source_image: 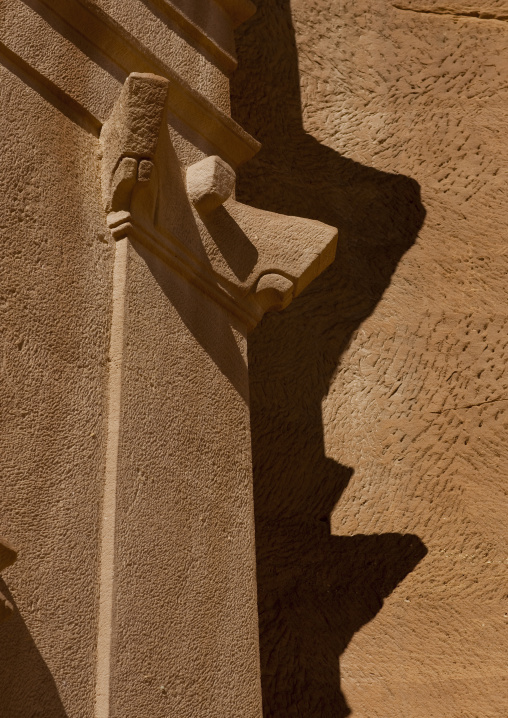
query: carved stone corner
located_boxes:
[100,72,338,331]
[0,538,17,622]
[186,156,236,214]
[100,72,169,216]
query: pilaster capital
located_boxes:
[100,73,337,331]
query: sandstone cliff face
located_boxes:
[232,1,508,716]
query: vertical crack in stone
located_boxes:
[95,238,128,718]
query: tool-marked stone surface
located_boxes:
[0,60,110,716]
[391,1,508,18]
[232,1,508,716]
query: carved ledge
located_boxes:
[100,73,338,331]
[143,0,256,69]
[0,539,17,622]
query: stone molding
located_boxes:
[100,72,338,331]
[150,0,256,30]
[0,0,260,165]
[47,0,244,73]
[140,0,256,70]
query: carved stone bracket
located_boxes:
[0,539,17,622]
[100,73,338,331]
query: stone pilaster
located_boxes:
[95,70,337,717]
[0,2,337,716]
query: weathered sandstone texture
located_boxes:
[232,1,507,717]
[0,1,337,717]
[1,0,506,716]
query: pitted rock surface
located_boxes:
[232,1,508,716]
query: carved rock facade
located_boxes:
[100,71,337,330]
[0,0,506,717]
[0,1,336,717]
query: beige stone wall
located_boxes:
[232,1,507,716]
[110,241,259,717]
[0,56,111,715]
[0,1,264,716]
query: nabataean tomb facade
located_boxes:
[0,1,506,717]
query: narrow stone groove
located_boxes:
[0,39,100,136]
[95,238,128,718]
[429,397,508,414]
[392,4,508,21]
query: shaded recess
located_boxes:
[0,580,68,717]
[231,1,427,715]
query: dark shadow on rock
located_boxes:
[202,204,259,281]
[131,238,250,402]
[0,580,68,718]
[231,1,428,715]
[257,522,427,717]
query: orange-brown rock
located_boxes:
[232,1,508,716]
[0,540,17,622]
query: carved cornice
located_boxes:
[141,0,244,71]
[0,539,17,622]
[101,73,338,331]
[11,0,260,166]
